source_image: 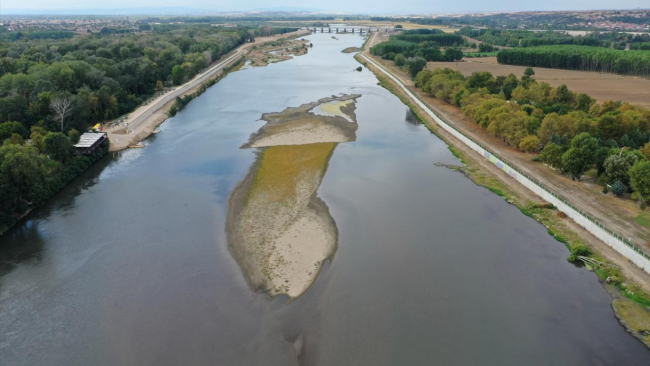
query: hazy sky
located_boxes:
[1,0,648,14]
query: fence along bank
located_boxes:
[360,53,650,274]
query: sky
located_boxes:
[0,0,648,14]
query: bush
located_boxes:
[611,180,626,196]
[571,244,591,257]
[394,53,406,67]
[568,243,592,262]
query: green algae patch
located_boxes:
[227,96,360,299]
[252,143,336,203]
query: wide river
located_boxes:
[1,33,648,365]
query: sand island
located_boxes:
[227,94,360,298]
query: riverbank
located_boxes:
[356,39,650,346]
[104,30,310,152]
[0,141,109,235]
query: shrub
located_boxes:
[394,53,406,67]
[568,243,591,262]
[571,244,591,257]
[611,180,626,196]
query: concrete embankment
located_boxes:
[358,53,650,274]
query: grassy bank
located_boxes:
[356,53,650,347]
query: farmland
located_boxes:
[427,57,650,107]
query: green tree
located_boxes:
[597,114,623,141]
[394,53,406,67]
[3,133,24,146]
[0,121,28,141]
[171,65,185,85]
[467,71,496,91]
[501,74,518,100]
[42,132,72,162]
[519,135,540,152]
[539,142,565,169]
[0,147,45,200]
[522,67,535,84]
[629,160,650,203]
[575,93,594,112]
[603,152,638,184]
[67,129,80,144]
[406,57,427,79]
[641,142,650,160]
[561,132,598,180]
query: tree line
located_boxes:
[392,30,465,47]
[0,25,252,134]
[0,24,262,233]
[411,66,650,207]
[497,46,650,77]
[370,33,464,63]
[456,28,609,48]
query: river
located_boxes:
[1,33,648,365]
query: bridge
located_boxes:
[299,27,398,34]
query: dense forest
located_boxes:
[496,46,650,76]
[392,29,465,47]
[370,30,464,62]
[456,28,607,48]
[0,25,252,131]
[411,66,650,205]
[0,24,258,233]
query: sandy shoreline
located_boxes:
[227,95,359,299]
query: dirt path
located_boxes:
[104,30,310,151]
[361,33,650,290]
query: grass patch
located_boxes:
[612,297,650,347]
[634,212,650,229]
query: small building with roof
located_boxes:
[74,132,107,155]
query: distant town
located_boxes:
[0,9,648,35]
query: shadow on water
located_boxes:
[0,222,45,278]
[0,153,113,277]
[404,109,419,126]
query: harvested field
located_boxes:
[427,57,650,107]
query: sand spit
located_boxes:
[244,94,361,148]
[247,38,310,67]
[227,95,360,299]
[341,47,361,53]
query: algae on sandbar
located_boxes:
[227,95,359,299]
